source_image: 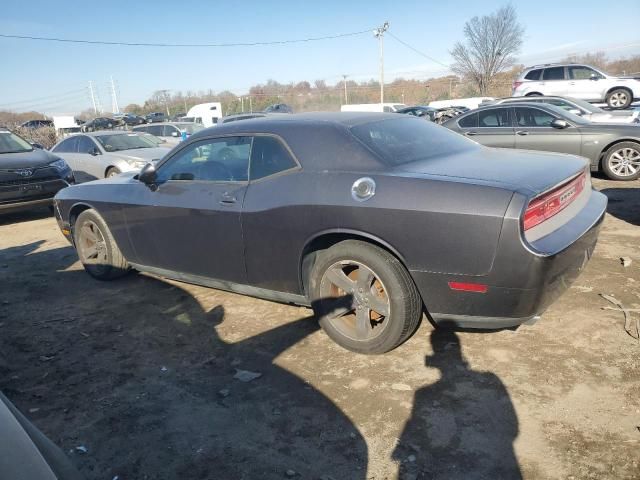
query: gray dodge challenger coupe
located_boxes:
[443,102,640,181]
[53,113,607,354]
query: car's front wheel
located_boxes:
[73,209,129,280]
[603,142,640,181]
[606,88,632,109]
[106,167,121,178]
[309,240,422,354]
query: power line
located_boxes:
[0,87,88,107]
[387,32,450,69]
[0,28,374,48]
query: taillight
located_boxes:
[512,81,523,91]
[523,172,587,231]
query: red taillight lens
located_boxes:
[512,81,523,91]
[523,172,587,231]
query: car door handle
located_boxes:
[516,130,529,136]
[465,131,477,136]
[219,192,237,205]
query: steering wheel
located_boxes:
[218,147,237,162]
[197,160,234,181]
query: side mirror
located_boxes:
[589,74,599,81]
[138,162,157,185]
[550,119,569,129]
[171,131,179,137]
[89,147,100,156]
[568,108,582,116]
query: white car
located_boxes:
[133,122,204,147]
[50,131,168,183]
[512,63,640,109]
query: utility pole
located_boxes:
[373,21,389,104]
[342,74,349,104]
[249,96,252,113]
[241,96,245,113]
[110,76,119,114]
[183,97,187,114]
[88,81,98,115]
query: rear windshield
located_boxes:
[179,124,204,134]
[351,117,475,166]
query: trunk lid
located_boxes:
[394,146,587,195]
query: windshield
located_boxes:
[351,117,476,166]
[563,97,603,114]
[0,131,33,154]
[95,133,154,152]
[545,104,591,125]
[179,124,204,134]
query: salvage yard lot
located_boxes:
[0,177,639,479]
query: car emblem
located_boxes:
[14,168,34,177]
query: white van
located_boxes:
[340,103,406,113]
[186,102,223,128]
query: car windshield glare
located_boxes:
[95,133,153,152]
[0,131,33,154]
[544,104,590,125]
[351,117,475,165]
[181,124,204,134]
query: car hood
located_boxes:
[0,148,59,169]
[109,147,168,162]
[589,111,639,123]
[394,146,587,195]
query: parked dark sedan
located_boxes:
[443,102,640,180]
[0,128,74,212]
[53,113,606,354]
[81,117,115,132]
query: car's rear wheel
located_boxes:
[106,167,121,178]
[309,240,422,354]
[73,209,129,280]
[602,142,640,181]
[606,88,632,109]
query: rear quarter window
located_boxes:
[458,113,478,128]
[351,117,476,166]
[524,69,542,80]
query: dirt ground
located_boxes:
[0,176,639,480]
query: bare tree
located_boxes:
[450,5,524,95]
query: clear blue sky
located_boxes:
[1,0,638,114]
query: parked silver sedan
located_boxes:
[50,131,170,183]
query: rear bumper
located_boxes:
[411,189,606,329]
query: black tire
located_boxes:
[73,209,129,280]
[309,240,422,354]
[602,142,640,181]
[105,167,121,178]
[606,88,632,109]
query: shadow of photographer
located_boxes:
[393,324,521,479]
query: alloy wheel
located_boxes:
[609,147,640,177]
[77,220,108,265]
[610,91,628,108]
[319,260,391,341]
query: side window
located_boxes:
[134,126,149,134]
[249,136,298,180]
[569,66,601,80]
[157,136,251,183]
[76,136,97,154]
[148,125,163,136]
[542,67,565,81]
[162,125,178,137]
[458,113,478,128]
[524,69,542,80]
[52,137,78,153]
[478,108,511,127]
[514,107,556,127]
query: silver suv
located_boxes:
[512,63,640,109]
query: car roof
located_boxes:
[133,122,196,127]
[79,130,143,137]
